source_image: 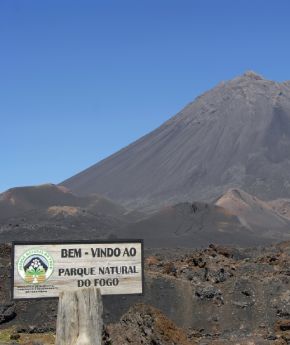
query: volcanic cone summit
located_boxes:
[63,72,290,210]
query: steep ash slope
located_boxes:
[215,188,290,231]
[63,72,290,210]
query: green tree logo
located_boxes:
[18,249,54,284]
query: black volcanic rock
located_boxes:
[62,72,290,210]
[3,241,290,344]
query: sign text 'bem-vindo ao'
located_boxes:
[12,240,144,299]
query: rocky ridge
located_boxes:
[63,72,290,210]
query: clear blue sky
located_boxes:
[1,0,290,192]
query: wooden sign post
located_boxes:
[55,287,103,345]
[11,240,144,345]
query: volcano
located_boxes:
[63,71,290,210]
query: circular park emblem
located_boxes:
[17,248,54,284]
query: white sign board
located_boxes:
[12,240,144,299]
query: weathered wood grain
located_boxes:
[55,287,103,345]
